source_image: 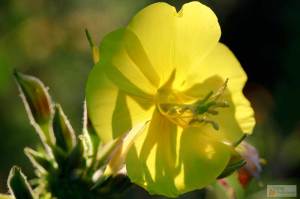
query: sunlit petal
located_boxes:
[128,2,221,85]
[126,110,230,197]
[182,43,255,143]
[86,62,154,143]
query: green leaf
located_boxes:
[14,71,54,145]
[7,166,36,199]
[24,148,53,174]
[218,149,246,179]
[52,104,76,152]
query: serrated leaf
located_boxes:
[14,71,54,145]
[218,149,246,179]
[53,104,76,152]
[8,166,36,199]
[24,148,53,175]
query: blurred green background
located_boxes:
[1,0,300,198]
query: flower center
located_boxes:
[156,79,229,130]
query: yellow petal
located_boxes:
[86,62,154,143]
[182,43,255,143]
[177,127,230,193]
[126,110,230,197]
[99,29,160,95]
[0,194,12,199]
[128,2,221,86]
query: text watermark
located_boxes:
[267,185,297,198]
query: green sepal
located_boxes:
[7,166,36,199]
[51,145,67,170]
[53,104,76,152]
[218,149,246,179]
[64,141,85,173]
[24,147,54,175]
[78,133,92,169]
[83,101,100,154]
[81,101,101,171]
[51,141,85,176]
[14,71,54,145]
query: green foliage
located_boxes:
[52,104,76,152]
[14,71,54,145]
[6,72,132,199]
[8,166,36,199]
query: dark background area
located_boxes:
[1,0,300,198]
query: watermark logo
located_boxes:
[267,185,297,198]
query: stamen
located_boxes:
[157,79,230,130]
[189,116,220,130]
[211,78,228,100]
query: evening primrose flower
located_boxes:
[86,1,255,197]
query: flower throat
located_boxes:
[157,79,229,130]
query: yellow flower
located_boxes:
[86,1,255,197]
